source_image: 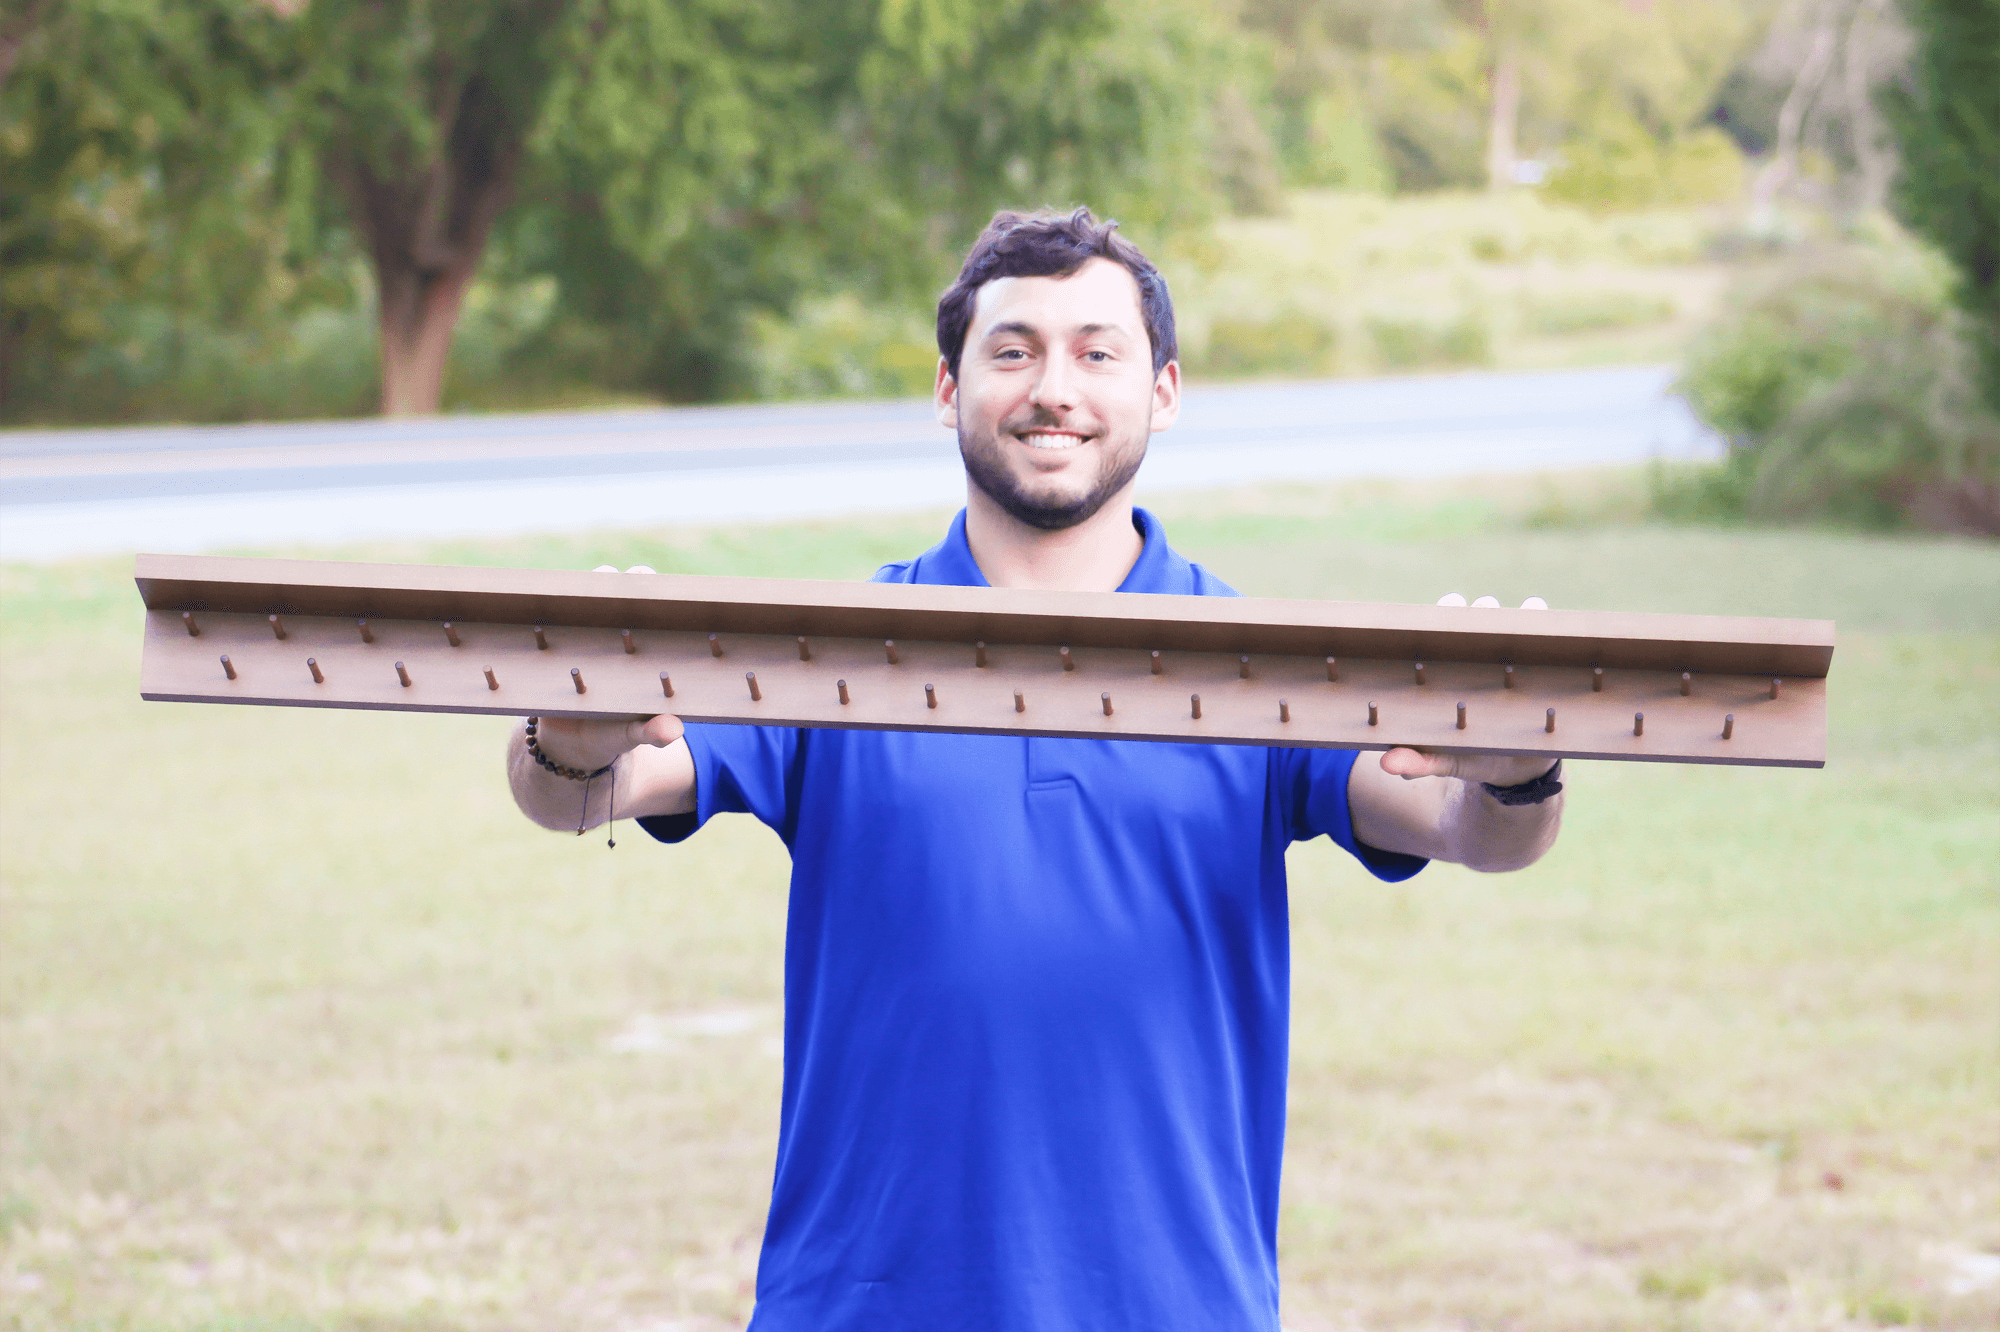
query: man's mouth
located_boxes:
[1017,430,1091,451]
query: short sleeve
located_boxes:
[1275,747,1428,883]
[636,722,804,846]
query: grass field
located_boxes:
[2,473,1996,1330]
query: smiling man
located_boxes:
[512,208,1565,1331]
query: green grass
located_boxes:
[3,475,1997,1329]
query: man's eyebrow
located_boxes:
[979,319,1135,341]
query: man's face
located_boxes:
[937,257,1180,530]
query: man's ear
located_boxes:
[1150,360,1182,433]
[935,357,959,430]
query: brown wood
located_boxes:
[135,553,1834,768]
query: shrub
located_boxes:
[748,295,938,401]
[1194,310,1337,379]
[1366,311,1490,370]
[1519,291,1675,337]
[1674,238,2000,534]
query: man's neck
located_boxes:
[963,483,1145,592]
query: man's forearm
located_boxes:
[1435,778,1563,872]
[508,725,623,832]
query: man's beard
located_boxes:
[957,411,1149,531]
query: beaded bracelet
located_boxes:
[524,716,615,782]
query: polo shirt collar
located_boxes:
[911,506,1195,595]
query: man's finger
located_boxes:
[1379,746,1455,780]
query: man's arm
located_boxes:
[1347,748,1563,872]
[509,713,696,832]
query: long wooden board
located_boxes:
[137,554,1833,768]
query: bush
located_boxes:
[1519,291,1675,337]
[1545,123,1746,212]
[1366,311,1490,371]
[1193,310,1337,379]
[1674,237,2000,534]
[747,294,938,401]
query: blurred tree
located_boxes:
[288,0,575,416]
[0,0,316,411]
[513,0,1230,401]
[6,0,1227,419]
[1885,0,2000,416]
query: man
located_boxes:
[511,208,1564,1330]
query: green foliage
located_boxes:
[748,294,937,400]
[1518,290,1675,337]
[1189,310,1338,380]
[1545,122,1746,210]
[1884,0,2000,418]
[1366,310,1490,370]
[3,0,1233,420]
[0,0,358,419]
[1676,234,2000,533]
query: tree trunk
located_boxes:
[338,135,520,417]
[1751,18,1838,225]
[1485,45,1521,191]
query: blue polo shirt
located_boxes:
[640,508,1425,1331]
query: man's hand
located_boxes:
[507,564,699,831]
[1348,593,1565,872]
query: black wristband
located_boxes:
[1481,759,1563,806]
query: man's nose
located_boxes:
[1029,352,1077,414]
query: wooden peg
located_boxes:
[1633,711,1644,737]
[746,672,761,702]
[569,666,584,694]
[486,667,500,691]
[1367,701,1378,726]
[307,658,323,685]
[708,633,722,658]
[181,611,200,637]
[1456,701,1467,730]
[1014,689,1025,713]
[1326,656,1338,683]
[1239,655,1251,680]
[1413,662,1425,686]
[975,641,988,668]
[1060,644,1074,671]
[444,622,462,648]
[1545,707,1556,733]
[357,619,374,644]
[1680,671,1692,696]
[268,613,287,641]
[1190,693,1202,720]
[1592,666,1604,692]
[885,639,900,665]
[1151,650,1163,675]
[1722,713,1735,740]
[1279,699,1291,723]
[660,672,674,698]
[1101,692,1113,717]
[1503,664,1515,689]
[1770,677,1782,700]
[838,679,850,705]
[621,629,636,655]
[396,661,412,688]
[220,654,235,680]
[926,683,939,710]
[534,625,549,651]
[797,636,811,661]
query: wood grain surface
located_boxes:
[138,555,1832,768]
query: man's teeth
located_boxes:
[1020,432,1086,450]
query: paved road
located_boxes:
[0,364,1718,560]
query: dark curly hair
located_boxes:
[935,207,1177,380]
